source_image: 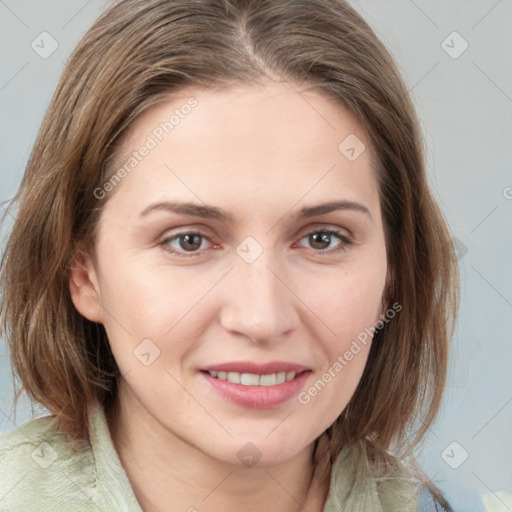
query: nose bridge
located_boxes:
[219,245,297,343]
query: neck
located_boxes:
[106,383,330,512]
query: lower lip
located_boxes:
[200,371,311,409]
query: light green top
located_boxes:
[0,401,419,511]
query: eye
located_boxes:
[159,226,354,258]
[159,230,214,258]
[296,227,353,254]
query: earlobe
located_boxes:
[69,248,104,323]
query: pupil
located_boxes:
[182,234,201,251]
[311,232,330,249]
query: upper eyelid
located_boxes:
[161,223,352,243]
[160,225,353,252]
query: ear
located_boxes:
[69,245,105,323]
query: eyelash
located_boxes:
[159,227,353,258]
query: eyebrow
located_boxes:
[138,199,372,223]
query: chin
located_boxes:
[217,435,313,469]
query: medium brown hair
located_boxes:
[1,0,458,502]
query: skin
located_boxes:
[69,80,389,512]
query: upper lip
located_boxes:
[201,361,310,374]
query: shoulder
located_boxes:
[372,452,421,511]
[0,414,98,511]
[336,445,452,512]
[326,443,421,512]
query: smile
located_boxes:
[206,370,297,386]
[199,361,311,409]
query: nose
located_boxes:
[219,251,299,345]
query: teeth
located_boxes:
[227,372,240,384]
[241,373,260,385]
[276,372,286,384]
[208,371,297,386]
[259,373,276,386]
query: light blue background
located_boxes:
[1,1,511,511]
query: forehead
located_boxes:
[104,81,379,221]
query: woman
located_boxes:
[0,0,459,510]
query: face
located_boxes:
[70,81,388,467]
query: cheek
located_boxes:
[297,256,386,404]
[95,254,218,371]
[298,281,378,419]
[302,258,387,349]
[97,251,206,329]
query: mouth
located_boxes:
[203,370,299,386]
[199,361,312,409]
